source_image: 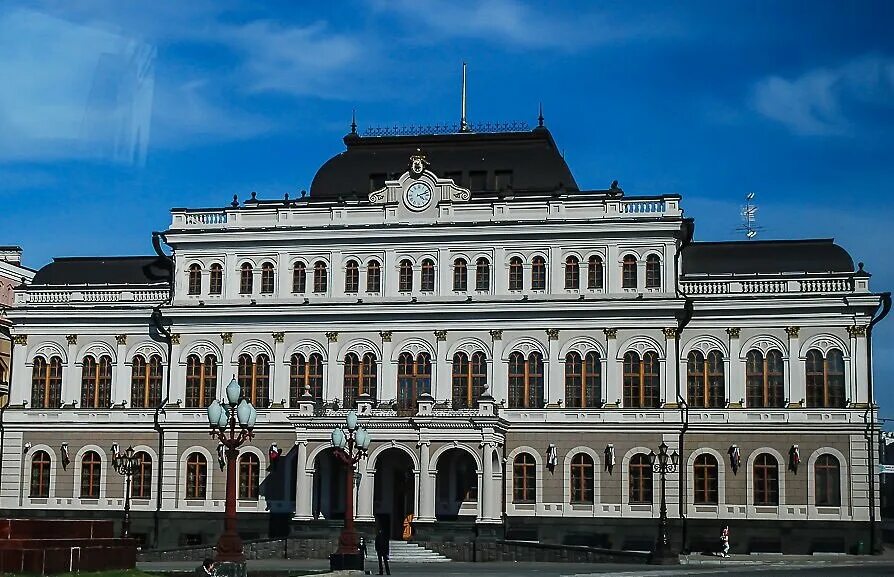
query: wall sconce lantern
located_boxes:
[546,444,558,473]
[61,442,71,470]
[789,444,800,474]
[728,445,740,475]
[605,444,616,473]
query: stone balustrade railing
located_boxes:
[681,276,855,296]
[16,288,169,305]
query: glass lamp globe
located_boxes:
[346,410,358,430]
[217,407,229,429]
[226,377,241,406]
[360,428,371,450]
[237,399,252,427]
[207,400,223,428]
[355,428,368,449]
[247,403,257,429]
[331,427,345,449]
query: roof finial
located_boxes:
[460,62,470,132]
[538,102,544,127]
[350,108,357,134]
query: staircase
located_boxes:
[365,541,451,563]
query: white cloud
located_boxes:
[751,55,894,136]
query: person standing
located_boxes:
[720,525,730,558]
[195,558,214,577]
[375,528,391,575]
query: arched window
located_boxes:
[623,351,660,408]
[564,256,580,290]
[31,356,63,409]
[587,256,604,290]
[131,354,163,409]
[397,352,432,415]
[343,352,377,409]
[188,264,202,295]
[622,255,637,289]
[806,348,846,408]
[209,263,223,295]
[399,260,413,292]
[260,262,275,294]
[185,354,217,408]
[815,454,841,507]
[313,261,328,293]
[292,262,307,294]
[508,257,523,291]
[29,450,51,497]
[366,260,381,293]
[475,258,490,291]
[185,452,207,500]
[753,453,779,506]
[239,263,253,294]
[508,351,544,409]
[453,258,468,292]
[238,354,270,407]
[687,350,725,408]
[239,453,260,500]
[565,351,602,408]
[746,349,785,408]
[290,353,323,405]
[693,453,719,504]
[645,254,661,289]
[80,450,102,499]
[344,260,359,293]
[81,355,113,409]
[132,451,152,499]
[452,351,487,409]
[570,453,595,504]
[512,453,536,503]
[420,259,435,292]
[531,256,547,290]
[629,453,653,504]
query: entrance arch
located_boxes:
[373,448,415,540]
[312,448,346,519]
[435,448,479,520]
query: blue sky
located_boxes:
[1,1,892,420]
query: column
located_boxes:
[434,331,448,401]
[330,249,343,298]
[479,441,496,522]
[786,326,803,407]
[325,332,340,401]
[727,328,743,407]
[356,460,375,522]
[272,332,287,406]
[438,248,450,295]
[384,250,396,297]
[224,252,237,299]
[220,332,233,399]
[489,330,504,401]
[662,328,677,407]
[603,329,620,406]
[114,335,128,406]
[10,335,28,405]
[294,439,312,520]
[548,246,561,295]
[379,332,395,403]
[169,334,183,404]
[417,440,435,522]
[546,329,561,405]
[849,325,869,406]
[63,335,78,405]
[493,247,506,294]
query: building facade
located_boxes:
[0,246,35,401]
[0,125,887,554]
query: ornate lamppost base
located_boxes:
[647,550,680,565]
[329,552,365,571]
[212,561,248,577]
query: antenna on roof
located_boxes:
[350,109,357,135]
[538,102,544,127]
[460,62,470,132]
[737,192,763,239]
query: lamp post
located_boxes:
[329,410,371,571]
[111,443,139,538]
[647,441,680,565]
[206,377,257,577]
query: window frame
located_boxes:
[132,451,152,500]
[80,450,102,499]
[130,354,163,409]
[238,353,270,407]
[185,354,217,408]
[628,453,653,504]
[622,351,660,408]
[645,254,661,289]
[366,260,381,293]
[185,452,208,500]
[453,258,468,292]
[570,453,595,504]
[209,263,223,295]
[343,352,377,409]
[187,264,202,295]
[564,256,580,290]
[81,354,113,409]
[239,263,253,295]
[290,352,324,405]
[475,258,490,292]
[260,262,275,294]
[512,453,536,503]
[397,352,432,415]
[753,453,779,506]
[686,350,726,409]
[292,262,307,294]
[693,453,719,505]
[806,348,846,408]
[508,351,544,409]
[420,259,436,292]
[587,255,604,290]
[745,349,785,408]
[29,450,52,498]
[508,257,523,291]
[531,256,547,291]
[399,259,413,293]
[31,355,63,409]
[451,351,487,409]
[622,255,637,289]
[814,454,841,507]
[344,260,360,294]
[238,452,260,501]
[313,261,328,294]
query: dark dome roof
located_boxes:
[309,128,578,201]
[682,239,854,276]
[31,256,172,287]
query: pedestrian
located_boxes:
[196,558,214,577]
[720,525,730,558]
[375,528,391,575]
[359,535,368,558]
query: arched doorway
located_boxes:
[373,448,415,540]
[435,448,478,520]
[312,449,345,519]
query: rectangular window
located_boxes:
[369,173,386,192]
[495,170,513,191]
[444,171,462,186]
[469,171,487,190]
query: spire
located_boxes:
[350,109,357,134]
[538,102,544,127]
[460,62,469,132]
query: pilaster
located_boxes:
[546,329,561,405]
[786,326,803,407]
[726,328,743,407]
[169,334,183,404]
[11,335,28,405]
[848,325,868,405]
[114,334,128,406]
[379,331,395,403]
[416,439,434,522]
[293,440,312,520]
[325,332,340,402]
[63,335,78,405]
[489,330,505,403]
[603,329,620,406]
[434,331,448,401]
[272,332,287,406]
[220,332,233,400]
[662,328,677,407]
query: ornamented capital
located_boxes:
[847,325,867,338]
[326,331,338,343]
[272,332,285,343]
[603,328,618,339]
[221,332,233,344]
[726,327,740,338]
[379,330,393,342]
[115,334,127,346]
[434,330,448,342]
[663,327,678,339]
[170,333,180,345]
[489,329,503,341]
[13,334,27,346]
[546,328,560,340]
[785,326,800,338]
[66,334,78,345]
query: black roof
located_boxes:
[682,239,854,276]
[31,256,172,287]
[309,127,579,201]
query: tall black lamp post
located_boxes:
[328,410,371,571]
[111,443,139,538]
[648,441,680,565]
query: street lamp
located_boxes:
[647,441,680,565]
[111,444,139,538]
[329,410,371,571]
[206,376,257,577]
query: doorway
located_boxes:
[373,448,415,540]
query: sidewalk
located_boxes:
[682,551,894,565]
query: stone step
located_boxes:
[363,540,451,563]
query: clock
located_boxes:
[405,182,433,210]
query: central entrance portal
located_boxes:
[373,448,415,540]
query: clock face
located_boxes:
[405,182,433,210]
